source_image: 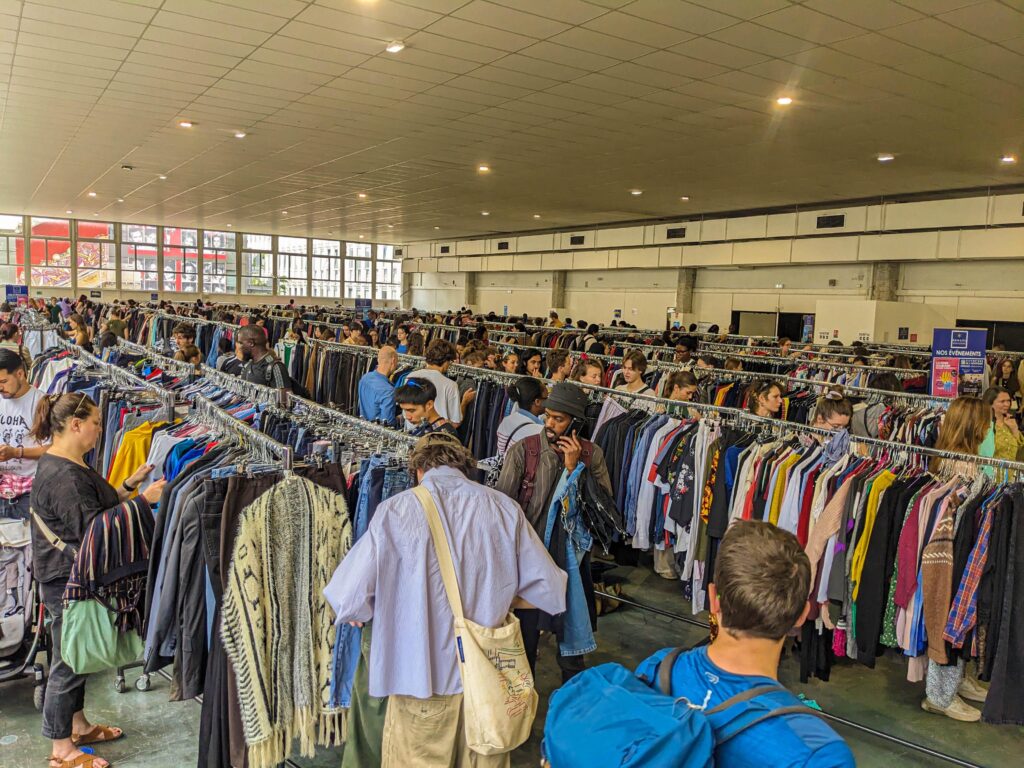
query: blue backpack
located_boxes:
[543,648,826,768]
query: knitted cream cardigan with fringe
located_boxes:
[222,475,352,768]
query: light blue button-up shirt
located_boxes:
[357,369,396,425]
[324,466,567,699]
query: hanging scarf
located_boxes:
[221,475,352,768]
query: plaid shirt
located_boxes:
[0,472,34,499]
[943,502,995,648]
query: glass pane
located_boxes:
[37,239,71,267]
[312,256,341,282]
[76,242,116,289]
[31,218,70,238]
[243,233,272,250]
[121,243,157,272]
[346,242,372,259]
[375,283,401,300]
[204,230,236,249]
[312,239,340,256]
[77,221,114,240]
[376,260,400,285]
[164,227,198,247]
[243,276,273,295]
[344,259,372,283]
[162,246,199,292]
[377,244,396,260]
[121,268,158,292]
[203,248,236,293]
[32,267,72,288]
[312,280,340,299]
[0,215,23,234]
[343,282,372,299]
[278,236,307,254]
[242,252,272,277]
[123,224,157,244]
[0,236,25,283]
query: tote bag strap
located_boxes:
[412,485,465,621]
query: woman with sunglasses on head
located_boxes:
[811,387,853,432]
[747,379,784,418]
[29,393,167,768]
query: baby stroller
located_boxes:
[0,516,47,710]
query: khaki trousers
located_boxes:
[381,693,511,768]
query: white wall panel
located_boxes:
[459,256,483,272]
[652,220,700,243]
[455,239,487,256]
[791,236,859,263]
[514,253,543,271]
[483,255,515,271]
[701,219,727,241]
[658,246,683,267]
[766,213,796,238]
[541,252,574,270]
[476,288,549,317]
[487,237,517,253]
[884,197,988,230]
[417,272,465,290]
[797,207,866,236]
[616,247,659,268]
[517,234,554,252]
[960,228,1024,260]
[991,195,1024,225]
[732,240,791,265]
[402,258,419,273]
[684,243,732,266]
[432,243,455,257]
[595,226,643,248]
[558,231,594,249]
[573,250,609,270]
[438,257,459,272]
[419,258,438,273]
[726,215,767,240]
[937,230,960,260]
[477,271,552,290]
[858,232,938,261]
[407,242,431,259]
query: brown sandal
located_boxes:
[48,754,110,768]
[72,725,123,746]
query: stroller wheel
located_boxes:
[33,683,45,711]
[135,674,151,692]
[113,676,126,694]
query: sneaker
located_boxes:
[921,695,981,722]
[958,676,989,704]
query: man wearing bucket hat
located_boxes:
[495,382,614,684]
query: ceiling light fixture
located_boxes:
[65,210,73,214]
[87,191,97,197]
[159,174,167,180]
[359,234,365,239]
[876,152,895,163]
[385,40,405,53]
[387,224,394,228]
[234,131,246,139]
[282,210,289,215]
[478,164,490,172]
[630,189,643,196]
[775,96,793,106]
[533,214,541,219]
[116,198,124,203]
[92,213,99,217]
[481,211,490,216]
[434,226,440,230]
[226,224,233,228]
[358,193,367,199]
[178,120,194,128]
[680,196,690,201]
[1000,154,1018,165]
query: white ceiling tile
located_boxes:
[489,0,606,25]
[621,0,740,34]
[601,61,693,89]
[151,11,270,45]
[277,20,384,55]
[897,0,986,12]
[883,17,986,53]
[16,30,129,61]
[392,0,467,12]
[422,16,538,52]
[583,11,696,47]
[669,37,771,68]
[709,22,821,56]
[160,0,289,32]
[452,1,571,39]
[143,24,255,58]
[549,26,656,60]
[260,35,371,67]
[315,0,442,27]
[515,41,618,72]
[633,50,730,79]
[19,18,137,49]
[802,0,924,30]
[248,47,353,78]
[403,30,507,64]
[755,5,865,44]
[134,38,243,68]
[938,1,1024,43]
[212,0,308,17]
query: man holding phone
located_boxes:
[495,382,614,684]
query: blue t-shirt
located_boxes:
[358,370,397,425]
[635,647,855,768]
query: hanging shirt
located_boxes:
[495,405,544,456]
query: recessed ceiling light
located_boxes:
[358,193,367,199]
[282,210,289,215]
[234,131,246,139]
[178,120,194,128]
[533,214,541,219]
[775,96,793,106]
[630,189,643,196]
[385,40,405,53]
[481,211,490,216]
[387,224,394,228]
[116,198,124,203]
[92,213,99,217]
[65,210,73,214]
[359,234,365,239]
[680,196,690,201]
[434,226,440,230]
[478,164,490,172]
[1000,154,1018,165]
[876,152,895,163]
[87,191,97,197]
[159,174,167,180]
[226,224,233,227]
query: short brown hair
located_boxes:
[713,521,810,640]
[547,348,571,371]
[424,338,457,367]
[408,433,475,477]
[622,349,647,373]
[666,370,697,392]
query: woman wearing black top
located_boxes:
[29,393,165,768]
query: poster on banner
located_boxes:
[931,328,987,397]
[4,284,27,305]
[355,297,372,321]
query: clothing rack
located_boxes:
[307,336,421,366]
[152,309,241,332]
[450,363,1024,474]
[56,339,176,422]
[114,338,201,380]
[189,393,293,470]
[197,362,285,407]
[288,392,418,451]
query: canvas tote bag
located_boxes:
[412,485,538,755]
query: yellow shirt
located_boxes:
[107,421,164,494]
[768,451,802,526]
[850,470,896,600]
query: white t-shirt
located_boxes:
[408,368,463,424]
[0,386,43,477]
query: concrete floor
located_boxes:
[1,560,1021,768]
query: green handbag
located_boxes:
[60,598,143,675]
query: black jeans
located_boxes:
[0,493,30,520]
[515,608,586,685]
[41,580,86,740]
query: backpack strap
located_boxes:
[657,647,685,696]
[506,421,532,448]
[706,685,830,746]
[518,434,543,511]
[30,508,78,562]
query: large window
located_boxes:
[76,221,116,290]
[276,236,308,297]
[0,215,25,286]
[344,242,372,299]
[242,233,272,296]
[312,239,341,298]
[120,223,158,291]
[203,230,236,294]
[375,244,401,301]
[30,217,72,288]
[163,227,199,293]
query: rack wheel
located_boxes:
[33,684,45,711]
[135,674,151,692]
[114,676,126,693]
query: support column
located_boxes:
[676,267,696,314]
[401,271,413,310]
[870,262,900,302]
[465,271,478,309]
[551,270,566,312]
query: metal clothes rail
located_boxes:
[190,393,293,470]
